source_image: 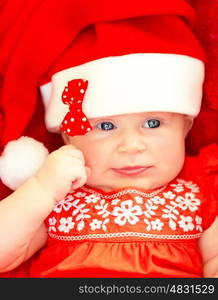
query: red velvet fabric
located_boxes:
[1,0,214,199]
[0,0,218,277]
[0,0,204,147]
[186,0,218,154]
[0,0,211,199]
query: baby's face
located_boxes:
[63,112,191,192]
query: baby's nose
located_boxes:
[117,131,146,154]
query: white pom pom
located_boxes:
[0,136,49,190]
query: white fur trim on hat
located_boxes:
[40,53,204,133]
[0,136,48,190]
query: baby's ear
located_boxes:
[61,133,70,145]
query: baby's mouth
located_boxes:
[111,166,152,176]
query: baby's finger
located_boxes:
[71,177,86,190]
[54,145,85,165]
[70,166,88,190]
[85,166,91,179]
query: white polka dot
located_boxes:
[65,88,68,92]
[71,97,74,101]
[78,82,81,86]
[81,125,84,129]
[80,89,85,94]
[87,128,91,131]
[64,120,68,124]
[70,118,75,122]
[82,117,87,121]
[78,100,82,103]
[63,95,67,98]
[67,128,71,132]
[77,109,81,112]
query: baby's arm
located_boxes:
[0,145,89,272]
[0,177,53,272]
[198,216,218,277]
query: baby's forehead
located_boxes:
[89,111,180,121]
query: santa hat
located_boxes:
[0,0,206,190]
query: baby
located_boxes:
[0,0,218,278]
[0,106,218,278]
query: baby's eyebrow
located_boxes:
[90,117,117,122]
[141,112,168,118]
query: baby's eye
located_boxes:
[143,119,160,128]
[96,121,116,131]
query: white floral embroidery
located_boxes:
[178,216,194,232]
[111,198,120,205]
[162,202,180,230]
[74,192,87,198]
[195,215,203,232]
[58,217,75,233]
[71,199,91,231]
[145,218,164,231]
[113,200,142,225]
[150,196,165,205]
[48,217,57,232]
[95,199,110,218]
[135,196,143,204]
[183,180,200,193]
[175,193,200,212]
[163,191,176,199]
[90,218,109,232]
[85,194,100,203]
[172,179,199,193]
[50,179,203,235]
[144,219,151,231]
[171,182,184,193]
[54,195,74,213]
[90,219,102,230]
[144,199,158,218]
[151,219,164,231]
[101,219,110,231]
[173,185,184,193]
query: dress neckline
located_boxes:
[81,183,168,198]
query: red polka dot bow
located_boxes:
[60,79,92,136]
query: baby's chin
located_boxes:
[86,177,169,193]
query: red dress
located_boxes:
[2,144,218,278]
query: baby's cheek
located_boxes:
[155,139,185,171]
[85,170,102,187]
[165,150,185,177]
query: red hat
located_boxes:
[0,0,206,190]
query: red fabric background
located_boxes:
[0,0,218,200]
[186,0,218,154]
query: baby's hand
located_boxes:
[35,145,90,202]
